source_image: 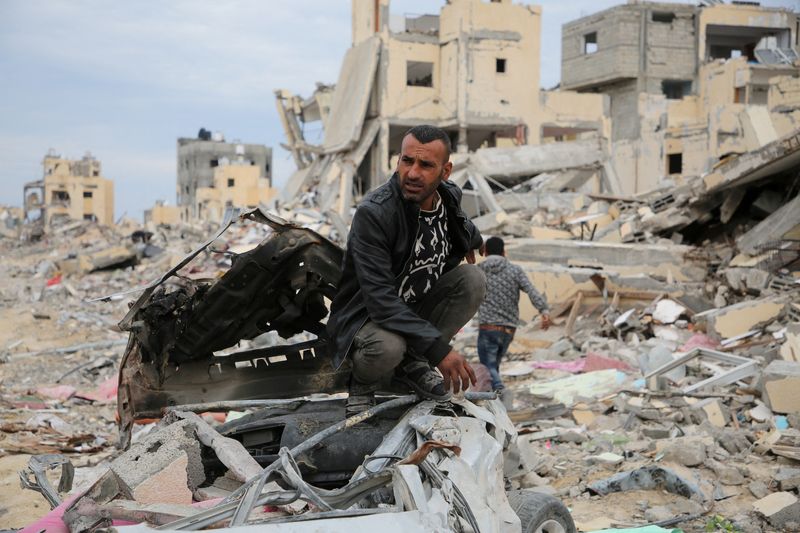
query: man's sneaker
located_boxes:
[346,378,377,418]
[394,365,452,401]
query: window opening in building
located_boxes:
[584,32,597,54]
[496,58,506,73]
[406,61,433,87]
[52,191,70,204]
[227,178,235,187]
[662,80,691,99]
[210,159,219,168]
[265,163,270,173]
[92,170,99,176]
[83,191,93,198]
[652,12,675,23]
[668,153,683,175]
[83,214,96,221]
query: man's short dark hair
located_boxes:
[485,236,504,256]
[404,125,451,161]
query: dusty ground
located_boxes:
[0,238,136,528]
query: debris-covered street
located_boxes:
[2,0,800,532]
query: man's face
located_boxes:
[396,134,452,210]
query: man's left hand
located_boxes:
[465,249,476,264]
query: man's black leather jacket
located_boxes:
[327,172,483,369]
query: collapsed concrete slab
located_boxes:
[697,296,788,340]
[58,245,137,275]
[704,131,800,195]
[512,263,687,320]
[737,192,800,255]
[469,139,604,185]
[506,239,707,282]
[321,36,380,153]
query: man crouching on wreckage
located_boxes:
[327,124,486,417]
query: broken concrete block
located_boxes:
[724,267,771,294]
[529,226,573,240]
[699,296,787,340]
[172,411,262,482]
[572,409,596,427]
[709,460,746,486]
[131,452,193,505]
[761,360,800,414]
[774,467,800,491]
[701,399,728,428]
[110,419,203,505]
[780,323,800,362]
[749,402,774,422]
[640,344,685,383]
[749,480,770,499]
[644,499,704,523]
[753,491,800,529]
[652,299,686,324]
[662,439,706,467]
[548,338,572,356]
[585,452,624,467]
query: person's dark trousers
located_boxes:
[349,264,486,389]
[477,327,515,391]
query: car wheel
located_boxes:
[507,490,577,533]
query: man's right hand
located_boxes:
[541,314,552,330]
[436,351,477,393]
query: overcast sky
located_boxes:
[1,0,797,220]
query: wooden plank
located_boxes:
[565,291,584,337]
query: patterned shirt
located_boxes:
[478,255,549,327]
[398,195,450,303]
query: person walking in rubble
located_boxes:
[327,124,486,417]
[478,236,550,395]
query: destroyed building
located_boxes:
[143,200,181,226]
[276,0,608,216]
[275,0,799,223]
[23,150,115,230]
[194,158,278,224]
[176,129,273,221]
[562,1,800,194]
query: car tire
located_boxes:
[507,490,577,533]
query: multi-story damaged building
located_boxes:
[195,159,278,224]
[23,150,114,229]
[562,1,800,194]
[277,0,607,214]
[177,129,273,221]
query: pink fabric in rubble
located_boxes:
[37,385,77,402]
[530,353,632,374]
[75,377,118,403]
[583,352,633,372]
[678,333,718,353]
[19,492,223,533]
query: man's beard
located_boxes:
[400,170,444,205]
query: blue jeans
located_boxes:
[477,328,514,391]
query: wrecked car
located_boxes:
[69,208,576,532]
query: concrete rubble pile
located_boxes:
[2,136,800,533]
